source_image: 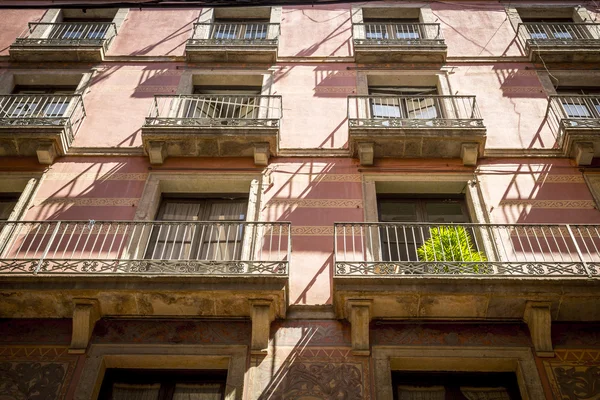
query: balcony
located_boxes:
[517,23,600,63]
[186,22,280,63]
[333,222,600,325]
[352,22,447,63]
[348,95,486,165]
[0,94,85,164]
[0,220,290,320]
[546,95,600,165]
[10,22,117,62]
[142,94,282,165]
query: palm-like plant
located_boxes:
[417,226,488,274]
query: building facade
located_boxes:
[0,0,599,398]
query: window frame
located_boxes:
[74,343,247,400]
[373,347,544,400]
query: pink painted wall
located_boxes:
[448,63,554,149]
[0,9,46,56]
[108,9,201,57]
[279,5,352,58]
[431,2,522,57]
[72,63,181,148]
[274,64,352,149]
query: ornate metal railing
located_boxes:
[334,223,600,277]
[188,22,280,46]
[145,95,282,128]
[0,94,85,141]
[348,95,484,129]
[517,23,600,47]
[0,220,291,275]
[352,22,444,46]
[13,22,117,48]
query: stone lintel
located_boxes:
[461,142,479,166]
[249,299,275,355]
[573,142,594,166]
[358,142,374,166]
[524,301,554,357]
[148,141,167,165]
[253,142,270,166]
[69,298,100,354]
[36,142,57,165]
[347,299,372,356]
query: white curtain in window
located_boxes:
[173,383,223,400]
[461,387,511,400]
[398,386,445,400]
[203,201,247,261]
[112,383,160,400]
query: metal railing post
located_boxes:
[333,224,338,276]
[565,224,592,278]
[34,221,61,274]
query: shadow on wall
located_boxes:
[282,6,351,58]
[264,160,361,304]
[492,65,548,99]
[488,162,600,224]
[313,66,356,98]
[27,159,145,221]
[255,320,367,399]
[128,16,196,57]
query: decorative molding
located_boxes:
[291,226,335,236]
[44,172,148,181]
[524,301,554,357]
[498,199,596,209]
[501,86,545,93]
[554,349,600,363]
[267,199,362,208]
[537,175,585,183]
[544,350,600,400]
[314,86,356,94]
[38,197,139,207]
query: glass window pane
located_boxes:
[174,383,223,400]
[425,202,468,223]
[379,201,418,222]
[112,383,160,400]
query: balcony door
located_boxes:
[176,86,262,122]
[211,19,269,40]
[50,18,112,40]
[556,87,600,119]
[368,87,440,120]
[521,17,575,40]
[377,197,469,262]
[145,196,248,262]
[2,86,77,119]
[0,194,19,221]
[363,18,421,40]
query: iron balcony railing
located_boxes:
[145,95,283,128]
[352,22,444,46]
[0,220,291,275]
[334,223,600,277]
[348,95,484,129]
[0,94,86,141]
[13,22,117,48]
[546,95,600,134]
[517,23,600,47]
[188,22,280,46]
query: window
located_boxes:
[180,85,262,120]
[378,196,470,262]
[98,369,226,400]
[145,196,249,261]
[392,372,522,400]
[556,87,600,118]
[364,18,421,40]
[0,194,19,221]
[3,85,77,119]
[51,17,113,40]
[521,17,574,40]
[368,87,439,120]
[211,18,269,40]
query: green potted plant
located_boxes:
[417,226,488,274]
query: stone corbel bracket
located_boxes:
[69,298,100,354]
[524,301,554,358]
[347,299,372,356]
[249,299,275,355]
